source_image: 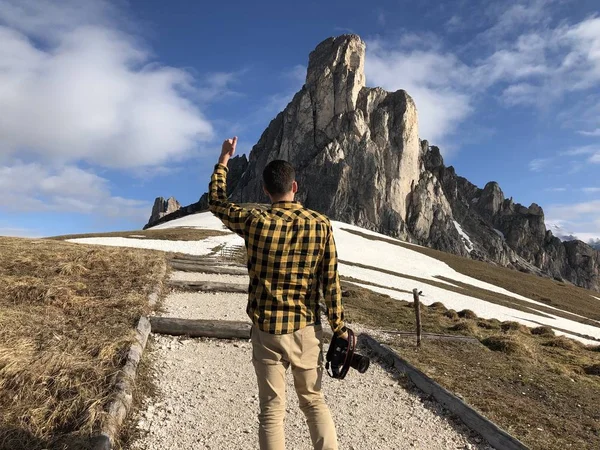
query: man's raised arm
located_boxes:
[208,137,252,237]
[321,222,348,338]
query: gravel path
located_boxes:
[130,335,491,450]
[169,270,249,285]
[160,291,249,321]
[131,269,493,449]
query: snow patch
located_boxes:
[67,234,243,256]
[452,220,474,252]
[349,282,599,345]
[493,229,505,240]
[151,213,231,231]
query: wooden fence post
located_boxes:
[412,288,422,347]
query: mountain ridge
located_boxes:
[145,34,599,292]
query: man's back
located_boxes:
[244,202,332,334]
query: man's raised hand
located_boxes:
[219,136,237,165]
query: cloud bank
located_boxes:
[365,2,600,146]
[0,0,213,169]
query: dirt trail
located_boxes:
[129,270,492,450]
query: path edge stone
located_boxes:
[361,334,530,450]
[90,259,167,449]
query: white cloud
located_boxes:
[546,200,600,242]
[445,15,464,33]
[480,0,555,42]
[366,41,472,144]
[562,145,599,156]
[561,145,600,164]
[529,158,553,172]
[365,8,600,146]
[285,64,307,86]
[0,0,214,169]
[0,162,149,220]
[582,187,600,193]
[579,128,600,136]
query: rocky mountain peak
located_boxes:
[306,35,365,127]
[145,34,600,292]
[146,196,181,228]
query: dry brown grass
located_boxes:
[428,301,447,311]
[342,282,600,450]
[531,326,555,336]
[476,319,501,330]
[0,237,165,449]
[50,227,226,242]
[542,336,584,351]
[500,321,531,334]
[481,335,531,356]
[457,309,477,319]
[444,309,459,320]
[450,321,478,334]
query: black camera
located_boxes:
[325,328,370,379]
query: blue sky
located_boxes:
[1,0,599,242]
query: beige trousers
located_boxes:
[251,324,338,450]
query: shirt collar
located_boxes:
[271,200,302,210]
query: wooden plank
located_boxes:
[167,280,247,293]
[170,254,245,265]
[361,334,530,450]
[169,261,248,276]
[150,317,251,339]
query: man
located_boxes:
[208,137,347,450]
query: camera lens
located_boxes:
[350,353,370,373]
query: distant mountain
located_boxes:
[588,239,600,251]
[146,34,600,292]
[546,222,578,242]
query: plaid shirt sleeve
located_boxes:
[321,223,347,337]
[208,163,252,237]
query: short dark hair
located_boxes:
[262,160,296,196]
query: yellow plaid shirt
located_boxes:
[208,163,346,336]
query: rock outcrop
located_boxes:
[420,142,599,289]
[145,197,181,228]
[229,35,420,237]
[144,155,249,229]
[146,34,600,292]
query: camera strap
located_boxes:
[326,328,356,379]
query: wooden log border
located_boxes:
[169,261,248,276]
[150,317,252,339]
[150,317,335,341]
[167,279,247,293]
[361,334,529,450]
[90,260,167,450]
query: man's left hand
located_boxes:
[219,137,237,166]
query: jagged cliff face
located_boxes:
[421,143,599,290]
[145,34,600,292]
[146,197,181,228]
[229,35,421,237]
